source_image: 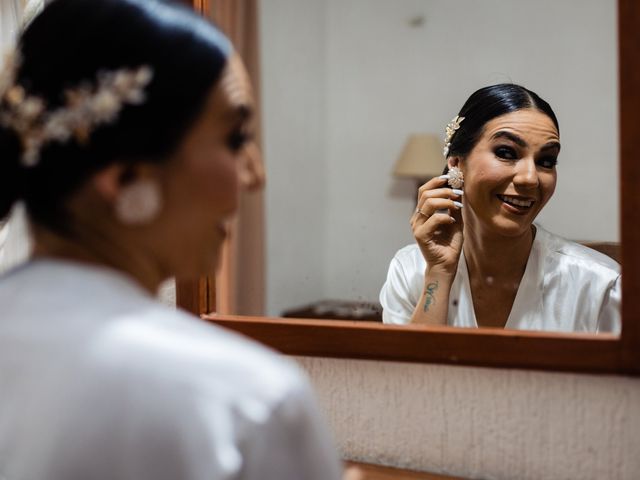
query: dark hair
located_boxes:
[446,83,559,160]
[0,0,232,229]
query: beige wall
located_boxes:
[296,356,640,480]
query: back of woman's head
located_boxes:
[0,0,231,228]
[446,83,559,159]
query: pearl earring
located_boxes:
[447,166,464,189]
[114,178,162,225]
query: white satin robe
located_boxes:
[380,226,621,333]
[0,259,342,480]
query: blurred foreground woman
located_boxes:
[0,1,341,479]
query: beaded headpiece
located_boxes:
[0,50,154,167]
[442,115,465,157]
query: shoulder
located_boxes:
[383,243,426,293]
[93,306,307,405]
[2,260,308,402]
[380,244,425,324]
[389,243,425,271]
[539,228,620,280]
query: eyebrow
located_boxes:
[227,104,253,122]
[491,130,561,151]
[491,131,527,147]
[541,141,561,152]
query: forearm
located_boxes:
[409,270,454,325]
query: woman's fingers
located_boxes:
[416,176,463,212]
[414,198,463,221]
[412,214,459,257]
[417,174,450,197]
[412,210,455,230]
[417,187,463,211]
[411,209,459,243]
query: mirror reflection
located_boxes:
[380,86,620,332]
[259,0,619,331]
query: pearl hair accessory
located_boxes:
[447,166,464,189]
[114,179,162,225]
[0,50,154,167]
[442,115,465,157]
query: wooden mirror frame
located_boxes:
[179,0,639,375]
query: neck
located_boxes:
[31,223,167,294]
[462,220,535,283]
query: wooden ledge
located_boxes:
[346,461,465,479]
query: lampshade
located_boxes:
[393,133,445,179]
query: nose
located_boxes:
[513,157,539,189]
[239,142,265,192]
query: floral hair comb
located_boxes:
[0,50,153,167]
[442,115,465,158]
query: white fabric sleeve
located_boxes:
[596,274,622,334]
[238,378,343,480]
[116,370,342,480]
[379,255,417,325]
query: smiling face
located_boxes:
[159,54,258,278]
[451,109,560,238]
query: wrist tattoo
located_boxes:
[423,281,439,312]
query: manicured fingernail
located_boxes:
[453,201,463,208]
[450,216,456,223]
[452,189,464,195]
[438,174,450,180]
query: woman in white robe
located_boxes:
[380,84,620,333]
[0,1,342,479]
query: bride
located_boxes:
[380,84,620,333]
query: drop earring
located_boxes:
[114,178,162,225]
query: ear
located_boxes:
[447,156,462,169]
[91,164,126,203]
[91,163,160,204]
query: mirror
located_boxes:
[258,0,619,326]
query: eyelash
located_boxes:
[495,146,517,160]
[537,156,558,169]
[227,129,252,152]
[494,146,558,169]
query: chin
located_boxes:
[490,217,536,238]
[172,249,221,281]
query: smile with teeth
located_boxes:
[497,194,534,208]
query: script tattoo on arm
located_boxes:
[423,281,439,312]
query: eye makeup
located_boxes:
[227,128,253,152]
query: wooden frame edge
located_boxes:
[203,315,630,375]
[619,0,640,373]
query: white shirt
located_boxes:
[380,226,621,333]
[0,259,342,480]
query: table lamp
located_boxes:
[393,133,446,184]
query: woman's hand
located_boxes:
[411,175,464,276]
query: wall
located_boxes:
[0,1,43,275]
[260,0,328,316]
[261,0,618,315]
[296,356,640,480]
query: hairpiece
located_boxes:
[0,50,154,167]
[442,115,465,157]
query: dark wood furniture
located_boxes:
[282,300,382,322]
